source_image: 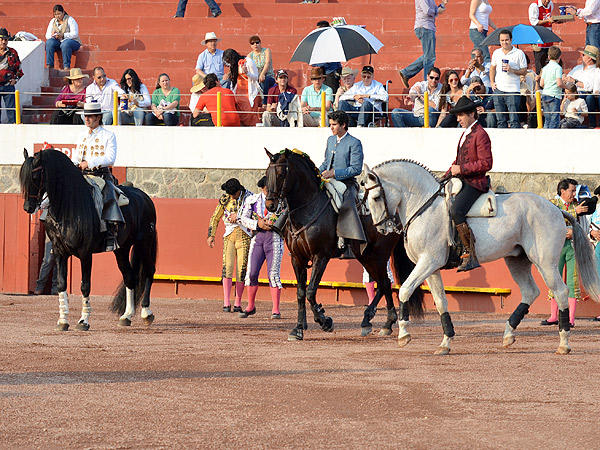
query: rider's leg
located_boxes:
[450,183,482,272]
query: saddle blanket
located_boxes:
[324,179,346,213]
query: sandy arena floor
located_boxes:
[1,293,600,450]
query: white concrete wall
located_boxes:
[2,124,599,174]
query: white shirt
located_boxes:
[339,79,389,111]
[45,16,80,42]
[563,98,588,123]
[458,120,477,148]
[567,64,599,93]
[491,46,527,92]
[529,0,554,26]
[577,0,600,23]
[461,62,492,88]
[409,81,442,117]
[85,78,124,112]
[470,0,493,30]
[72,126,117,170]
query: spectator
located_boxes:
[568,2,600,49]
[262,69,298,127]
[189,74,211,126]
[312,20,342,92]
[34,234,57,295]
[50,68,87,125]
[223,48,261,126]
[563,45,599,127]
[436,70,464,127]
[469,0,497,63]
[391,66,442,128]
[536,45,565,128]
[589,185,600,321]
[174,0,221,18]
[398,0,448,88]
[560,83,588,128]
[541,179,588,328]
[0,27,23,124]
[529,0,555,74]
[490,29,527,128]
[85,66,123,125]
[519,54,538,128]
[194,73,240,126]
[466,75,496,127]
[461,48,491,88]
[118,68,151,126]
[301,66,334,126]
[45,4,81,70]
[335,66,358,109]
[195,32,224,83]
[145,73,180,126]
[247,35,275,100]
[338,65,388,127]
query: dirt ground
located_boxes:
[1,293,600,450]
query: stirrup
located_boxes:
[457,255,481,272]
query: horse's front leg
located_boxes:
[426,271,454,355]
[306,256,334,332]
[288,256,308,341]
[55,253,70,331]
[75,255,93,331]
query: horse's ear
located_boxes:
[363,163,371,174]
[265,148,274,160]
[23,148,29,160]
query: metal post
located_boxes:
[536,90,543,129]
[217,91,222,127]
[113,91,118,125]
[15,89,21,124]
[423,91,430,128]
[320,91,326,127]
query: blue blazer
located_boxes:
[318,133,364,180]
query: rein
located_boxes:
[28,165,44,206]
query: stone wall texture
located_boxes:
[3,165,599,200]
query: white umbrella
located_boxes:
[290,25,384,65]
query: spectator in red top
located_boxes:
[0,27,23,124]
[194,73,241,127]
[262,69,297,127]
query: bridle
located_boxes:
[265,161,289,203]
[27,163,45,207]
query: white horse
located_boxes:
[363,159,600,355]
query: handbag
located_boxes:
[191,112,214,127]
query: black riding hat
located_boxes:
[450,96,478,114]
[221,178,243,195]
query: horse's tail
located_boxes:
[563,210,600,302]
[392,236,425,319]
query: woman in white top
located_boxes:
[118,68,151,126]
[469,0,497,63]
[45,4,81,70]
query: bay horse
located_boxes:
[20,148,158,331]
[264,149,423,341]
[363,159,600,355]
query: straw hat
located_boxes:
[341,67,358,77]
[190,74,205,93]
[579,45,599,61]
[64,68,89,83]
[201,32,221,45]
[76,102,106,116]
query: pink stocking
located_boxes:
[234,281,245,308]
[247,285,258,311]
[548,298,558,322]
[222,278,232,307]
[568,297,577,326]
[365,281,376,305]
[270,286,281,314]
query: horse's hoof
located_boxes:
[321,316,334,332]
[288,327,304,341]
[141,314,155,326]
[556,346,571,355]
[434,346,450,355]
[56,323,69,332]
[75,321,89,331]
[119,318,132,327]
[397,334,411,348]
[502,335,516,348]
[361,326,372,337]
[379,327,393,336]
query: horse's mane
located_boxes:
[372,159,440,182]
[37,149,98,234]
[270,148,323,189]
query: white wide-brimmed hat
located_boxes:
[201,32,221,45]
[76,102,107,116]
[64,68,89,82]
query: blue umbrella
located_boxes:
[480,24,563,46]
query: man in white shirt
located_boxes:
[568,0,600,49]
[391,66,442,127]
[564,45,600,127]
[461,48,491,88]
[85,66,123,125]
[195,32,224,83]
[338,65,389,127]
[529,0,555,73]
[489,29,527,128]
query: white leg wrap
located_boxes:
[79,297,92,324]
[119,288,135,321]
[141,307,153,319]
[58,291,69,324]
[397,320,409,339]
[440,334,453,350]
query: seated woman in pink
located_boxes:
[50,68,88,124]
[223,48,261,126]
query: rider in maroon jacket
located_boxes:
[444,96,493,271]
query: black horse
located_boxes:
[20,148,158,331]
[265,149,423,341]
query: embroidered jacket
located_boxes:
[0,47,23,86]
[208,190,253,238]
[446,122,492,192]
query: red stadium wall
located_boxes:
[3,192,599,317]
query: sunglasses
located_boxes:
[250,41,260,45]
[429,76,440,80]
[125,76,133,81]
[449,78,459,82]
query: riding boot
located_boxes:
[336,236,355,260]
[105,221,119,252]
[456,222,480,272]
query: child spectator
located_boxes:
[536,45,565,128]
[560,84,588,128]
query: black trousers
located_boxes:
[450,181,483,225]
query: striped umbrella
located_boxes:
[290,25,384,65]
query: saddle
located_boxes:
[323,179,346,213]
[84,175,130,232]
[445,178,497,218]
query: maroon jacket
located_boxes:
[445,122,492,192]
